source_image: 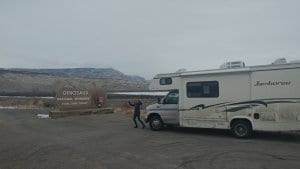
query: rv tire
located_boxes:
[231,120,252,138]
[149,116,163,131]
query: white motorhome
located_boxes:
[145,59,300,138]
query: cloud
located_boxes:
[0,0,299,79]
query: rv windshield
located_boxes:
[162,90,179,104]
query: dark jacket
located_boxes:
[129,100,142,114]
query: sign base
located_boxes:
[49,108,114,119]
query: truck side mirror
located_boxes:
[157,97,161,104]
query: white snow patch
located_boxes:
[37,114,49,119]
[0,96,54,99]
[0,106,19,109]
[109,92,168,96]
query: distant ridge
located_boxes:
[4,68,146,81]
[0,68,149,96]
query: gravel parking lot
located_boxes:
[0,109,300,169]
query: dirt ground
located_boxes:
[0,109,300,169]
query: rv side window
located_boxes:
[186,81,219,98]
[160,77,172,85]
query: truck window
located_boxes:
[163,90,179,104]
[160,77,172,85]
[186,81,219,98]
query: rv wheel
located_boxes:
[231,120,252,138]
[149,116,163,131]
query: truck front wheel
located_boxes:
[149,116,163,131]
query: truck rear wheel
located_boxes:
[231,120,252,138]
[149,116,163,131]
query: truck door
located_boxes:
[159,90,179,125]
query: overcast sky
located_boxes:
[0,0,299,79]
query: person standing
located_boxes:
[128,100,145,129]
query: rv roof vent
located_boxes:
[220,61,245,69]
[272,58,287,65]
[175,68,187,73]
[290,60,300,63]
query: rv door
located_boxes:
[181,81,227,128]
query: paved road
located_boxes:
[0,109,300,169]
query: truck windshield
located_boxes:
[163,90,179,104]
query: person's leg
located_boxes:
[133,114,138,128]
[137,114,145,128]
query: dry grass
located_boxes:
[0,97,149,116]
[113,103,146,116]
[0,97,54,109]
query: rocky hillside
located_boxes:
[0,68,149,96]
